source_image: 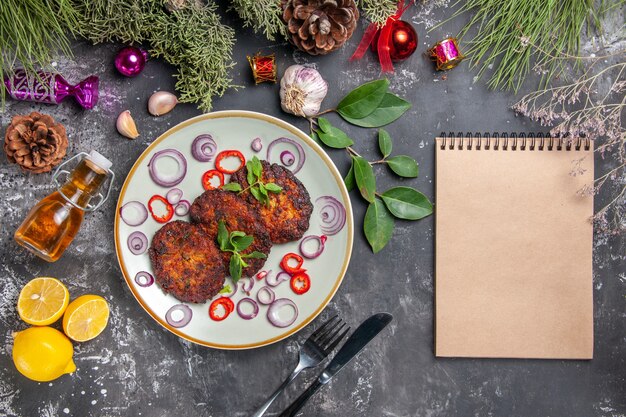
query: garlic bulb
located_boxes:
[279,65,328,117]
[148,91,178,116]
[116,110,139,139]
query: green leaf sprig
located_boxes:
[223,156,282,205]
[307,79,432,253]
[217,220,267,283]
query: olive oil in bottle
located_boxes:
[15,151,113,262]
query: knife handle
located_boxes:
[277,379,324,417]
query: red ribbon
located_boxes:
[350,1,414,73]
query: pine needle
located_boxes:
[358,0,397,26]
[230,0,286,41]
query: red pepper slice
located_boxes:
[209,297,235,321]
[215,150,246,174]
[148,195,174,223]
[290,271,311,295]
[202,169,225,190]
[280,253,304,275]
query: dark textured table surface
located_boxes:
[1,3,625,417]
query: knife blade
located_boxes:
[277,312,393,417]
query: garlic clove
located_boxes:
[148,91,178,116]
[116,110,139,139]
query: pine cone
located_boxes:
[4,112,68,174]
[282,0,359,55]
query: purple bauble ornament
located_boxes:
[114,46,148,77]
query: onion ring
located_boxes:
[134,271,154,287]
[237,298,259,320]
[266,271,291,287]
[119,201,148,227]
[127,231,148,255]
[267,298,298,328]
[165,304,193,328]
[299,235,327,259]
[315,196,346,236]
[166,188,183,205]
[241,277,255,294]
[174,200,190,216]
[251,137,262,152]
[256,286,275,305]
[280,150,295,167]
[148,149,187,187]
[191,134,217,162]
[267,137,305,174]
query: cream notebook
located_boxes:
[435,133,594,359]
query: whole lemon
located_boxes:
[12,326,76,382]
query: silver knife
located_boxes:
[277,312,393,417]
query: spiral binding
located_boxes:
[438,132,591,151]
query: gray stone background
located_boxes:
[1,2,625,416]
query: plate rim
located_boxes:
[114,110,354,349]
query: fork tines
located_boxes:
[311,315,350,354]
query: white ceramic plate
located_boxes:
[114,111,353,349]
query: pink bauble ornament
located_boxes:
[114,46,148,77]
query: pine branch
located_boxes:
[230,0,286,41]
[358,0,397,26]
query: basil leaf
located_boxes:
[222,182,242,192]
[386,155,418,178]
[381,186,433,220]
[231,235,254,252]
[264,182,282,193]
[344,162,355,192]
[378,128,392,158]
[317,117,332,133]
[317,126,354,149]
[246,164,256,186]
[250,156,263,179]
[229,254,243,283]
[352,156,376,203]
[230,231,246,239]
[258,182,269,198]
[250,185,263,202]
[337,79,389,119]
[340,93,411,128]
[242,251,267,259]
[364,198,394,253]
[217,221,230,251]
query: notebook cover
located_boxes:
[435,136,594,359]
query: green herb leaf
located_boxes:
[337,79,389,119]
[247,165,256,185]
[378,128,392,158]
[317,125,354,149]
[222,182,242,192]
[242,251,268,259]
[231,234,254,252]
[317,117,332,133]
[381,187,433,220]
[258,182,269,198]
[250,185,263,201]
[264,182,282,193]
[364,198,395,253]
[344,162,355,192]
[386,155,418,178]
[217,220,230,251]
[250,156,263,179]
[340,93,411,128]
[218,285,232,294]
[311,130,321,144]
[229,253,243,283]
[352,156,376,203]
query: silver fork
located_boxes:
[250,315,349,417]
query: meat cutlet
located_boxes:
[230,160,313,244]
[190,189,272,277]
[149,220,225,303]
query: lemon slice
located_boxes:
[62,295,110,342]
[17,277,70,326]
